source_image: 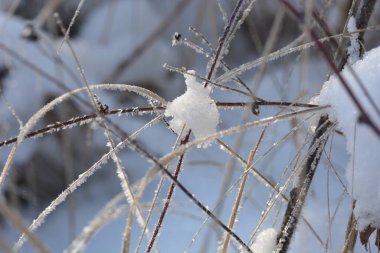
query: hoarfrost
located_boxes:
[164,70,220,148]
[317,45,380,230]
[347,17,360,64]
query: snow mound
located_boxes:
[164,70,219,148]
[318,45,380,230]
[251,228,277,253]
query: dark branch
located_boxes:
[276,116,332,252]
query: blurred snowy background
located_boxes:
[0,0,379,252]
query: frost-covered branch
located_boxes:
[275,116,332,253]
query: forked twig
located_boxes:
[146,1,255,252]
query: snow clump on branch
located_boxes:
[165,70,220,148]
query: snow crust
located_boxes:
[318,46,380,230]
[164,70,219,148]
[251,228,277,253]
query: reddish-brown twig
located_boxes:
[146,1,253,252]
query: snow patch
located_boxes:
[164,70,219,148]
[318,45,380,230]
[251,228,277,253]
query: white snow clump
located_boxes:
[251,228,277,253]
[317,45,380,230]
[165,70,220,148]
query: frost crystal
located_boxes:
[318,45,380,230]
[347,17,360,64]
[251,228,277,253]
[165,70,220,148]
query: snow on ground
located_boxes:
[318,46,380,230]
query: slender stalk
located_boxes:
[0,101,318,148]
[129,137,253,252]
[354,0,377,56]
[0,106,164,148]
[146,131,191,253]
[275,116,332,252]
[342,201,358,253]
[148,1,255,251]
[204,0,246,87]
[135,176,164,253]
[57,13,160,253]
[0,200,50,253]
[221,128,266,253]
[137,125,184,253]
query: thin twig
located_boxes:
[146,131,191,252]
[137,125,185,253]
[0,100,319,149]
[221,128,266,253]
[134,175,165,253]
[204,0,246,87]
[354,0,377,56]
[147,1,255,251]
[0,200,50,253]
[58,0,86,51]
[275,116,332,252]
[15,114,163,251]
[0,106,164,148]
[342,201,358,253]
